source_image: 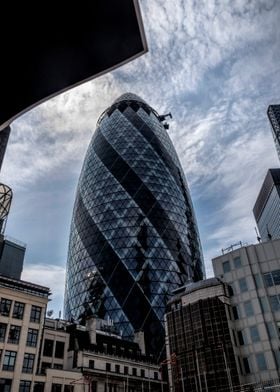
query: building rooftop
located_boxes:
[0,273,50,298]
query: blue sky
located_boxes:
[1,0,280,316]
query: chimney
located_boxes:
[86,316,97,345]
[134,331,146,355]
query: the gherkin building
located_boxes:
[64,93,204,359]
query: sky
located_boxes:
[1,0,280,317]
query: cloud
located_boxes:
[21,264,66,317]
[1,0,280,305]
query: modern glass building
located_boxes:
[268,105,280,161]
[64,93,204,358]
[253,168,280,241]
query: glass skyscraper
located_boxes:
[268,105,280,161]
[64,93,204,358]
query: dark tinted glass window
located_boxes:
[26,328,38,347]
[243,357,250,374]
[106,363,111,372]
[64,387,74,392]
[19,380,31,392]
[124,366,128,374]
[2,351,17,371]
[12,302,25,319]
[233,256,242,268]
[132,367,137,376]
[43,339,54,357]
[51,385,62,392]
[41,362,51,375]
[154,372,158,380]
[141,369,145,377]
[7,325,21,344]
[270,295,280,311]
[115,364,120,373]
[89,360,95,369]
[30,305,41,323]
[33,382,45,392]
[0,299,12,317]
[237,331,244,346]
[22,353,35,373]
[250,326,260,342]
[0,379,12,392]
[222,261,230,273]
[0,323,7,343]
[232,306,239,320]
[238,278,248,292]
[55,341,64,358]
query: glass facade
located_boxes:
[253,169,280,241]
[64,93,204,357]
[268,105,280,161]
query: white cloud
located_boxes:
[21,264,65,317]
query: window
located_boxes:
[244,301,254,317]
[228,285,234,296]
[0,379,12,392]
[260,297,269,313]
[141,369,145,377]
[0,299,12,317]
[232,306,239,320]
[132,367,137,376]
[154,372,158,380]
[222,261,230,273]
[53,363,63,369]
[41,362,51,375]
[12,302,25,319]
[43,339,54,357]
[64,387,74,392]
[263,270,280,287]
[19,380,31,392]
[238,278,248,292]
[106,363,111,372]
[256,353,267,371]
[7,325,21,344]
[237,331,245,346]
[234,256,242,269]
[30,305,41,323]
[249,325,260,342]
[0,323,7,343]
[26,328,38,347]
[115,364,120,373]
[124,366,128,375]
[51,385,62,392]
[2,351,17,371]
[267,322,277,339]
[89,360,95,369]
[243,357,250,374]
[55,341,65,358]
[269,295,280,312]
[33,382,45,392]
[22,353,35,373]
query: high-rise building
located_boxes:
[268,105,280,161]
[64,93,204,359]
[253,168,280,240]
[212,239,280,384]
[165,278,240,392]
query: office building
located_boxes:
[253,168,280,240]
[268,105,280,161]
[165,278,240,392]
[0,126,10,170]
[65,93,204,359]
[0,235,26,279]
[212,238,280,384]
[0,274,50,391]
[0,274,164,392]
